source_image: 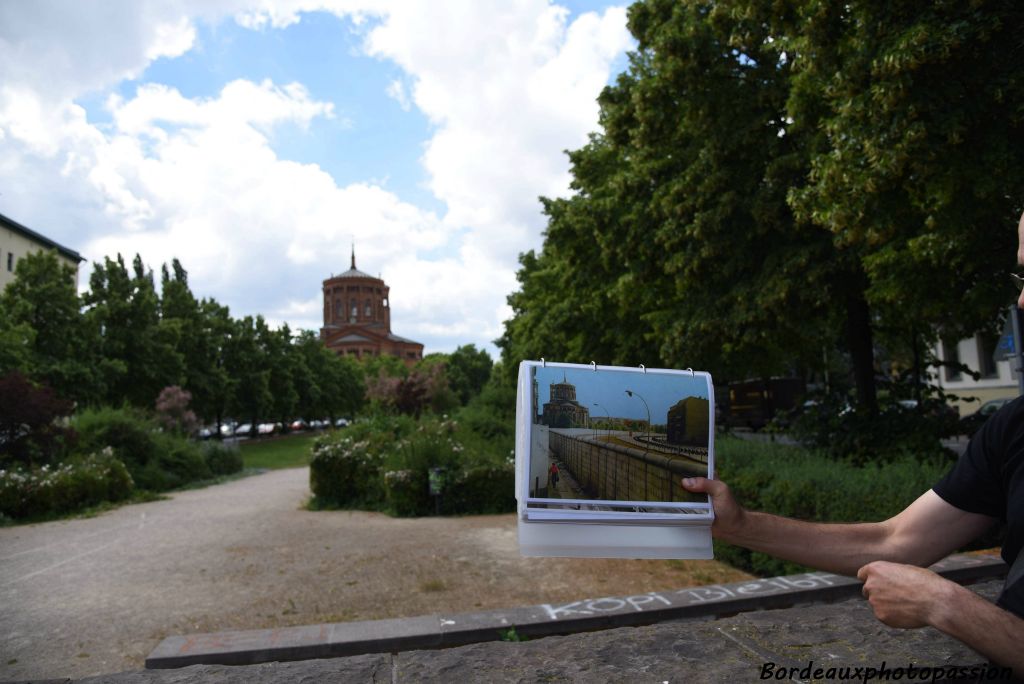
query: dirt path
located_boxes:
[0,467,752,681]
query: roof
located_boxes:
[387,333,422,346]
[0,210,84,263]
[337,333,373,343]
[333,267,378,280]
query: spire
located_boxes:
[351,242,356,270]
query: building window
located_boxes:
[942,339,961,382]
[383,298,389,308]
[350,299,357,322]
[976,333,999,378]
[6,252,13,272]
[364,299,372,317]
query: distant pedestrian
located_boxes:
[548,462,560,489]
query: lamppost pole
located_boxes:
[625,390,651,444]
[592,403,611,438]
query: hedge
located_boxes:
[0,449,134,520]
[309,414,515,516]
[712,436,954,577]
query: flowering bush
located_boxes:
[309,436,387,508]
[309,413,515,516]
[154,385,199,436]
[383,468,428,516]
[0,448,134,520]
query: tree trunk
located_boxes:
[845,285,878,414]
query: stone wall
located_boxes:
[549,431,705,503]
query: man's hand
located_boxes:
[856,561,955,629]
[681,477,746,540]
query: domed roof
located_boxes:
[329,246,381,281]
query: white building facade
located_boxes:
[933,330,1020,415]
[0,211,83,291]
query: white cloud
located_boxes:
[0,0,633,354]
[361,1,632,260]
[385,79,411,111]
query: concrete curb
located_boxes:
[145,552,1007,669]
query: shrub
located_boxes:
[384,468,430,516]
[143,436,210,490]
[713,436,951,576]
[309,436,386,508]
[787,393,958,465]
[0,371,76,469]
[441,464,516,515]
[74,406,159,475]
[203,441,243,476]
[73,406,211,491]
[310,413,515,515]
[0,449,133,519]
[154,385,199,436]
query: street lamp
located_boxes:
[624,390,651,443]
[592,403,611,438]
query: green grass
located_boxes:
[239,433,319,470]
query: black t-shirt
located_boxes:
[933,395,1024,617]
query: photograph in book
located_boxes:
[525,365,712,510]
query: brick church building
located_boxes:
[319,249,424,365]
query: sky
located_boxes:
[534,366,710,422]
[0,0,635,357]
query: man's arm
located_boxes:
[859,561,1024,678]
[680,477,994,575]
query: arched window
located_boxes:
[364,299,372,317]
[350,299,357,322]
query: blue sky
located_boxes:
[534,366,710,422]
[0,1,634,357]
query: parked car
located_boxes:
[959,397,1014,436]
[334,418,349,428]
[257,423,276,435]
[290,419,308,431]
[234,423,253,436]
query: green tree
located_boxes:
[85,254,184,407]
[224,315,272,429]
[501,0,843,389]
[260,320,298,427]
[159,259,231,424]
[783,0,1024,367]
[445,344,494,404]
[0,250,101,403]
[322,348,365,420]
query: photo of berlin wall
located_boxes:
[527,366,711,506]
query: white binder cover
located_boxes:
[516,361,715,559]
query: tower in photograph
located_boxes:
[319,248,423,365]
[541,374,590,428]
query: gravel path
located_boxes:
[0,467,751,681]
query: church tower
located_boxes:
[319,247,423,365]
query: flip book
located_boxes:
[515,360,715,559]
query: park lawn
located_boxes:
[239,433,319,470]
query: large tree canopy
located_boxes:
[500,0,1024,411]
